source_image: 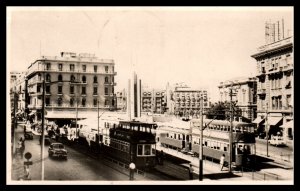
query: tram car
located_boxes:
[158,119,256,168]
[102,120,158,170]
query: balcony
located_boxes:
[257,88,266,95]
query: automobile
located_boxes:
[48,143,68,160]
[39,135,51,145]
[24,129,33,140]
[268,135,286,147]
[258,132,266,139]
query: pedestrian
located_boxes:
[220,154,225,171]
[189,164,194,180]
[18,137,25,158]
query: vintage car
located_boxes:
[48,143,68,160]
[268,135,286,147]
[24,129,33,140]
[39,135,51,145]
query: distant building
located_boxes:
[141,89,166,114]
[251,20,293,140]
[218,77,257,121]
[10,72,27,115]
[172,85,209,118]
[26,52,117,121]
[116,89,127,111]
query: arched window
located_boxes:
[70,98,74,106]
[57,97,62,106]
[82,98,86,107]
[94,76,97,83]
[46,74,51,82]
[58,74,63,82]
[82,76,86,83]
[70,75,75,82]
[105,76,109,83]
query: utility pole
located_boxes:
[41,79,45,180]
[199,95,204,181]
[98,100,99,143]
[229,84,233,173]
[266,103,269,157]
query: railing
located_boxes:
[27,67,117,75]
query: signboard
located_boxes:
[24,161,33,166]
[24,152,32,160]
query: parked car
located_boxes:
[48,143,68,160]
[268,135,286,147]
[39,135,51,145]
[24,129,33,140]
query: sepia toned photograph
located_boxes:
[6,6,293,185]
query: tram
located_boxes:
[158,119,256,168]
[102,120,158,170]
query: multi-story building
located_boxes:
[218,77,257,121]
[173,86,209,118]
[10,72,27,115]
[26,52,117,121]
[116,89,127,111]
[141,89,167,114]
[251,22,293,140]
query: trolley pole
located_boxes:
[266,103,269,157]
[41,79,45,180]
[229,86,233,173]
[199,96,204,181]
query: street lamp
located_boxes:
[265,103,269,157]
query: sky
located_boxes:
[7,7,293,102]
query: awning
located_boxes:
[252,117,265,124]
[28,111,36,116]
[280,120,293,128]
[262,117,283,126]
[45,112,87,119]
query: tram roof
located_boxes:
[191,119,255,127]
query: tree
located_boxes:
[206,101,242,120]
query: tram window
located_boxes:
[217,142,220,150]
[204,141,207,146]
[144,145,151,155]
[151,145,156,155]
[223,146,227,152]
[174,134,177,139]
[166,133,169,137]
[137,145,143,155]
[182,134,185,140]
[134,126,139,131]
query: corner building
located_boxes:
[26,52,117,120]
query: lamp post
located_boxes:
[40,79,80,180]
[199,95,204,181]
[229,87,233,173]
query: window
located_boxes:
[82,86,86,95]
[70,75,75,82]
[70,64,75,71]
[58,64,63,71]
[58,75,63,82]
[105,76,109,83]
[37,85,41,93]
[82,98,86,107]
[144,145,151,155]
[70,98,74,106]
[93,76,97,83]
[286,95,291,107]
[105,100,109,106]
[46,74,51,82]
[58,86,62,94]
[105,66,109,73]
[82,65,86,72]
[105,87,108,95]
[94,65,97,72]
[70,86,74,94]
[93,99,98,107]
[137,145,143,155]
[46,63,51,70]
[93,87,97,95]
[82,76,86,83]
[46,85,50,94]
[45,97,50,106]
[57,97,62,106]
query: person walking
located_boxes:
[188,163,194,180]
[220,154,225,171]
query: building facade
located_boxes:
[173,87,209,118]
[218,77,257,121]
[141,89,167,114]
[26,52,117,120]
[251,34,293,140]
[116,89,127,111]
